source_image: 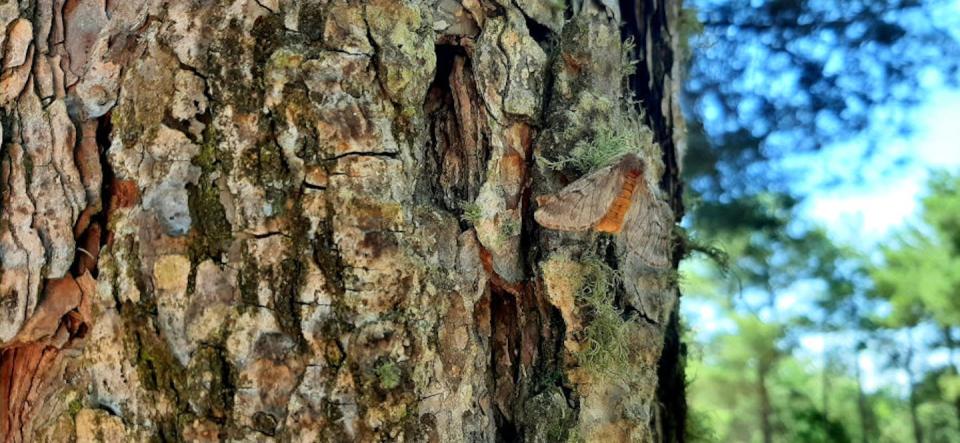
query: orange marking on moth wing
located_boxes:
[594,168,642,233]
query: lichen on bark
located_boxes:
[0,0,688,441]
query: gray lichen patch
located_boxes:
[519,388,578,442]
[365,0,437,109]
[541,94,657,177]
[514,0,567,33]
[536,7,647,176]
[109,44,179,149]
[542,256,647,381]
[322,3,374,55]
[474,11,549,122]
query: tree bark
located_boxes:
[758,364,773,443]
[941,326,960,428]
[854,345,873,443]
[822,341,830,424]
[0,0,687,441]
[906,329,924,443]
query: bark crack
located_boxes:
[320,150,399,162]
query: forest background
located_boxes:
[681,0,960,442]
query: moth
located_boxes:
[535,153,645,235]
[535,152,672,269]
[535,153,675,323]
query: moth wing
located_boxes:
[534,155,639,232]
[620,188,673,269]
[619,188,675,322]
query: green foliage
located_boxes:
[924,171,960,250]
[680,191,873,442]
[460,201,483,225]
[941,372,960,403]
[686,318,882,443]
[684,171,960,442]
[681,3,960,437]
[872,171,960,327]
[918,401,960,443]
[782,391,852,443]
[864,172,960,442]
[685,408,719,443]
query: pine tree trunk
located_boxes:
[758,364,773,443]
[821,344,830,424]
[906,329,923,443]
[854,346,873,443]
[0,0,687,441]
[942,326,960,427]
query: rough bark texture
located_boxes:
[0,0,686,441]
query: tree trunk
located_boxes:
[906,330,924,443]
[758,364,774,443]
[854,345,873,443]
[942,326,960,427]
[0,0,687,441]
[821,342,830,424]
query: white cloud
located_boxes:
[801,90,960,245]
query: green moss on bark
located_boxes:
[187,124,233,262]
[375,360,402,390]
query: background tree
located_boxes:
[870,171,960,442]
[686,171,960,442]
[682,0,960,440]
[683,190,864,441]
